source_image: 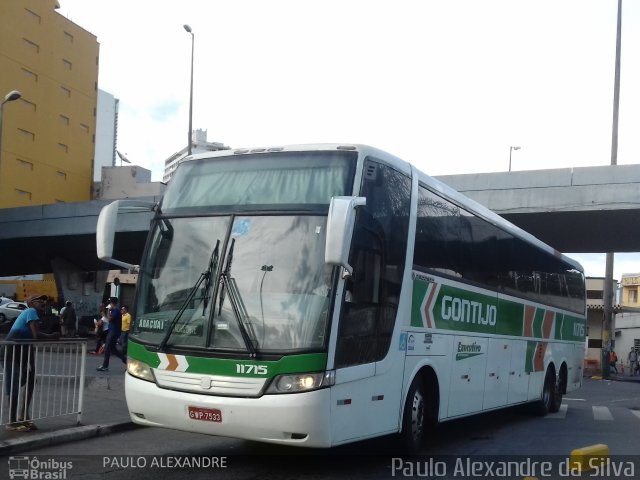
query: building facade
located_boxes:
[0,0,99,208]
[94,89,119,182]
[162,129,229,183]
[615,273,640,372]
[93,165,166,200]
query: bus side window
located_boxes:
[334,160,410,368]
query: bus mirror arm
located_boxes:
[96,200,156,272]
[325,196,366,276]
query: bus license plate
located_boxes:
[188,406,222,423]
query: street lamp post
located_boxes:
[509,146,521,172]
[184,24,194,156]
[0,90,23,178]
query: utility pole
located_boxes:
[602,0,622,378]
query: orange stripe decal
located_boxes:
[542,311,555,339]
[524,306,535,337]
[534,342,547,371]
[423,284,437,329]
[166,354,179,371]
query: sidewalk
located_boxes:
[0,349,135,455]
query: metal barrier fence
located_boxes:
[0,340,86,427]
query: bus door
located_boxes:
[329,159,411,444]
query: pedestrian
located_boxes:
[92,308,109,354]
[120,305,132,357]
[60,301,77,338]
[97,297,126,371]
[628,348,638,377]
[610,350,618,374]
[1,294,60,431]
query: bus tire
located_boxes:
[549,367,564,413]
[400,376,426,454]
[536,367,557,416]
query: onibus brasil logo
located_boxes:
[8,456,72,479]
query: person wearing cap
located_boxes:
[2,294,60,431]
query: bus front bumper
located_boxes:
[124,373,333,447]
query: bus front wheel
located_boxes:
[400,376,426,454]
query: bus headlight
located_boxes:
[127,358,155,382]
[265,371,335,394]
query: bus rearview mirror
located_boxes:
[325,196,366,276]
[96,199,156,271]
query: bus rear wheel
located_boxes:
[536,367,559,415]
[400,376,426,454]
[549,367,564,413]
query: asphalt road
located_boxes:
[9,377,640,479]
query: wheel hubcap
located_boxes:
[411,389,425,441]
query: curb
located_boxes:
[0,421,137,456]
[589,374,640,383]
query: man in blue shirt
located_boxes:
[3,294,60,431]
[97,297,127,371]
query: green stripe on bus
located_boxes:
[495,299,524,337]
[411,278,586,342]
[411,281,428,327]
[525,341,537,373]
[533,308,545,338]
[127,341,328,378]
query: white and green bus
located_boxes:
[96,144,586,452]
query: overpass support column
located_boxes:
[51,256,109,335]
[602,253,614,378]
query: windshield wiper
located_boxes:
[158,240,220,352]
[218,238,258,357]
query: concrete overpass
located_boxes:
[437,164,640,253]
[1,163,640,279]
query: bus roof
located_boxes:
[182,143,584,273]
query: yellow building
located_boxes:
[621,273,640,307]
[0,0,99,208]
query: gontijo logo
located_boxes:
[441,295,497,326]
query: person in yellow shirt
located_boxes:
[120,305,132,357]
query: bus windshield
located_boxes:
[134,215,333,353]
[161,150,356,212]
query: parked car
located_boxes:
[0,301,28,331]
[0,296,14,306]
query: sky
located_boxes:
[56,0,640,281]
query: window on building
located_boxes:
[64,31,74,43]
[20,98,36,112]
[58,143,68,153]
[15,189,32,201]
[60,86,71,98]
[18,129,35,141]
[588,338,603,349]
[23,38,39,53]
[16,159,33,170]
[59,115,70,126]
[629,288,638,304]
[62,59,72,70]
[24,8,41,23]
[587,290,604,300]
[21,68,38,83]
[79,123,89,133]
[56,171,67,180]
